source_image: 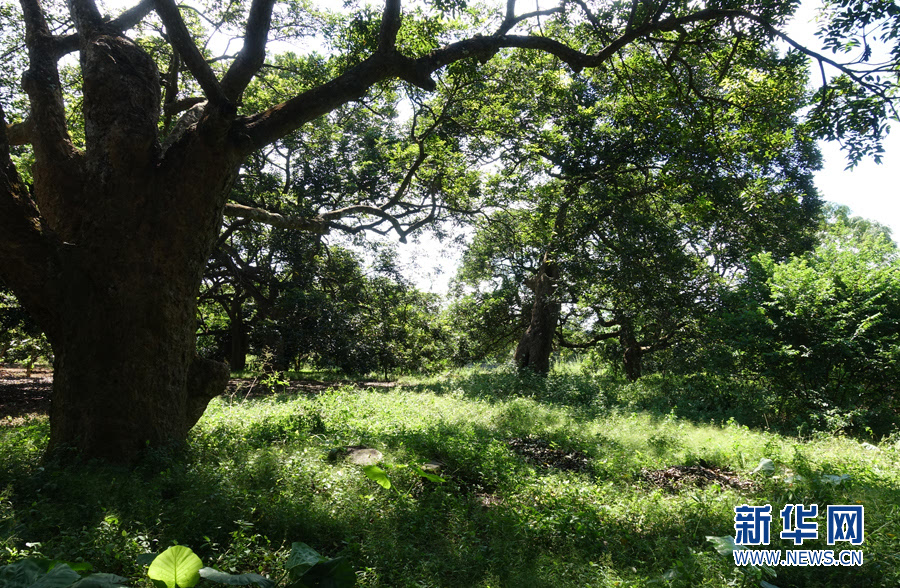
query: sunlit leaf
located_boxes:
[147,546,203,588]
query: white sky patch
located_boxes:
[786,1,900,241]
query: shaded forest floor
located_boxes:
[0,366,52,425]
[0,367,393,424]
[1,367,899,587]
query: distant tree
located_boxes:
[705,206,899,427]
[270,245,454,377]
[451,43,822,377]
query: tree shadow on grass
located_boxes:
[2,386,898,587]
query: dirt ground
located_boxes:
[0,366,393,425]
[0,365,53,424]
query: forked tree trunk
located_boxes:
[514,255,561,375]
[514,201,569,376]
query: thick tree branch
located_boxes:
[378,0,402,52]
[20,0,78,161]
[0,105,60,339]
[67,0,105,35]
[20,0,84,234]
[153,0,229,106]
[556,330,620,349]
[54,0,155,56]
[497,6,564,36]
[223,203,328,233]
[164,96,206,117]
[5,118,34,146]
[322,204,409,238]
[241,8,758,150]
[220,0,277,102]
[162,48,181,133]
[241,51,396,149]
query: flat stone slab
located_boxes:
[345,446,383,466]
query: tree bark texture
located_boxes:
[0,9,241,461]
[514,201,568,375]
[514,253,561,375]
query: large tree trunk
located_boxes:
[514,255,561,375]
[514,201,569,376]
[0,13,241,462]
[47,236,230,461]
[37,130,242,461]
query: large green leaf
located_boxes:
[0,560,100,588]
[72,573,130,588]
[362,465,391,490]
[285,543,326,580]
[147,546,203,588]
[37,562,92,575]
[0,560,45,588]
[705,535,742,556]
[199,568,274,588]
[30,564,81,588]
[414,467,445,484]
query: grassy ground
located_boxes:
[1,366,898,587]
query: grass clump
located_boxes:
[1,367,898,587]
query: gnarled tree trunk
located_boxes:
[514,254,561,375]
[514,201,569,375]
[47,214,232,460]
[0,8,240,461]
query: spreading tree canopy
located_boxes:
[0,0,896,461]
[450,42,822,376]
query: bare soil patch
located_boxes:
[0,366,53,425]
[508,436,592,473]
[640,461,754,492]
[0,368,395,425]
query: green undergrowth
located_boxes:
[1,368,899,587]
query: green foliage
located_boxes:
[705,535,778,587]
[0,286,51,368]
[3,367,899,586]
[200,236,454,378]
[0,559,128,588]
[807,0,900,165]
[273,246,455,377]
[448,39,822,375]
[702,207,900,434]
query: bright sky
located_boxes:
[787,2,900,241]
